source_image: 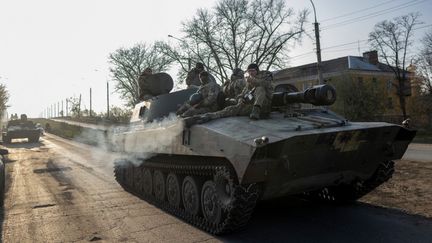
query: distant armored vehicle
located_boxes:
[2,114,40,144]
[112,82,416,234]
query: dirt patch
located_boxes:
[360,159,432,218]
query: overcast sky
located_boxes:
[1,0,431,118]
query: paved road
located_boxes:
[403,143,432,163]
[1,135,431,242]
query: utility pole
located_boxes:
[61,100,64,117]
[310,0,324,84]
[106,82,110,118]
[66,98,68,117]
[89,88,92,117]
[58,102,60,117]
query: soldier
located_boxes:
[177,71,221,118]
[185,62,205,88]
[185,63,273,126]
[223,68,246,100]
[138,67,153,101]
[186,62,217,88]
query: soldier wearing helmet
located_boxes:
[185,62,217,88]
[177,71,221,118]
[184,63,273,126]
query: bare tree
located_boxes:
[369,12,422,119]
[159,0,307,84]
[0,84,9,121]
[109,43,173,106]
[415,29,432,94]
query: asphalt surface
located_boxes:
[402,143,432,163]
[1,135,431,242]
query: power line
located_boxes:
[320,0,397,23]
[413,24,432,31]
[304,0,426,34]
[322,39,368,50]
[321,0,427,31]
[290,39,369,60]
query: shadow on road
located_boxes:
[219,197,432,243]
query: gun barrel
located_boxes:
[272,84,337,106]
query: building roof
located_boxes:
[273,55,395,81]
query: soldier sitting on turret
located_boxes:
[185,62,205,88]
[186,62,217,88]
[176,71,221,118]
[222,68,246,103]
[138,67,153,101]
[184,63,273,126]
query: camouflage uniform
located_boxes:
[179,80,221,117]
[196,70,273,121]
[186,68,217,88]
[223,75,246,99]
[185,68,202,87]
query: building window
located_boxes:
[387,97,394,109]
[387,80,393,91]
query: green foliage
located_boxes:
[107,106,132,123]
[0,84,9,121]
[332,77,386,121]
[408,94,432,128]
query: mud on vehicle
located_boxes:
[112,75,416,234]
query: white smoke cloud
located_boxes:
[73,113,185,167]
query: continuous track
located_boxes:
[114,156,259,234]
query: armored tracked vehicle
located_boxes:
[2,115,40,144]
[113,81,416,234]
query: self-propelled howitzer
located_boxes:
[112,80,416,234]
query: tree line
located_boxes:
[109,0,431,123]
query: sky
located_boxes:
[0,0,431,118]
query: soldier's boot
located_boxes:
[249,106,261,120]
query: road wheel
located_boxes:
[166,173,181,207]
[153,170,165,201]
[134,167,145,194]
[182,176,201,216]
[142,168,153,196]
[201,180,222,225]
[125,165,135,189]
[28,136,39,143]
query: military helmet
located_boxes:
[232,68,244,79]
[247,63,259,72]
[196,62,204,70]
[189,92,204,106]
